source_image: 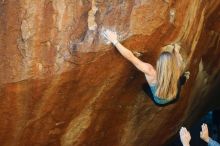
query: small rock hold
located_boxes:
[169,8,176,24]
[163,0,169,3]
[55,121,65,126]
[37,63,43,71]
[133,51,143,57]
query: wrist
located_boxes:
[205,137,210,143]
[112,40,119,45]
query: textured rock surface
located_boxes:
[0,0,220,146]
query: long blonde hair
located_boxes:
[156,45,182,100]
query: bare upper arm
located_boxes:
[129,55,155,75]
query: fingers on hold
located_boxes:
[102,31,107,36]
[103,32,109,39]
[103,33,107,38]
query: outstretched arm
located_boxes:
[103,30,154,75]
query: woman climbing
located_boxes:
[102,29,189,105]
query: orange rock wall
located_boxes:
[0,0,220,146]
